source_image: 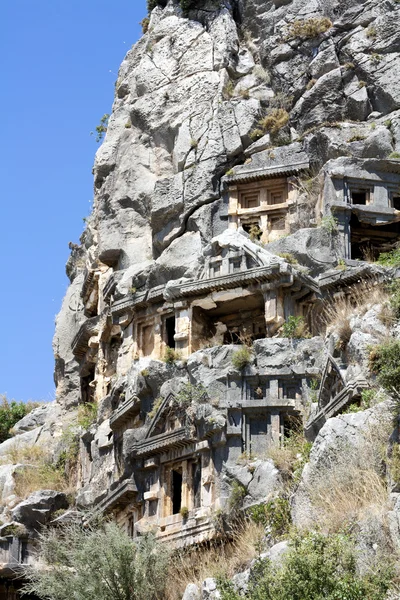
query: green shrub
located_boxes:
[231,346,253,370]
[0,396,40,443]
[249,498,291,540]
[176,382,207,405]
[390,442,400,482]
[148,396,163,419]
[348,133,366,142]
[321,214,338,233]
[343,388,380,414]
[218,530,394,600]
[277,252,298,265]
[180,506,189,519]
[77,402,97,430]
[376,247,400,267]
[389,279,400,318]
[389,151,400,159]
[228,480,246,513]
[91,113,109,143]
[163,346,182,364]
[23,524,169,600]
[281,316,309,339]
[369,339,400,392]
[223,80,235,100]
[140,17,150,33]
[366,25,377,38]
[286,17,332,40]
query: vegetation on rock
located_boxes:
[280,316,309,339]
[231,346,253,370]
[24,523,169,600]
[218,530,394,600]
[0,395,40,443]
[369,339,400,392]
[286,17,333,40]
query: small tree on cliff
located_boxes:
[0,395,39,443]
[23,521,169,600]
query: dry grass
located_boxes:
[286,17,332,40]
[321,283,390,347]
[258,108,289,135]
[305,419,392,533]
[165,520,264,600]
[266,431,312,484]
[1,442,71,499]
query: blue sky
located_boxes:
[0,0,147,402]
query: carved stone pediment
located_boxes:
[146,393,187,440]
[318,356,345,410]
[200,230,280,280]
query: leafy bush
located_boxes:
[321,214,338,233]
[390,442,400,483]
[148,396,163,419]
[366,25,377,38]
[180,506,189,519]
[369,339,400,392]
[389,151,400,159]
[91,113,109,143]
[231,346,253,370]
[276,252,298,265]
[286,17,332,40]
[218,530,394,600]
[77,402,97,430]
[23,524,169,600]
[376,247,400,267]
[140,17,150,33]
[176,382,207,405]
[229,481,247,513]
[389,279,400,318]
[249,497,291,540]
[280,316,309,339]
[345,387,380,413]
[0,396,40,443]
[163,346,182,364]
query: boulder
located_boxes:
[182,583,201,600]
[12,490,69,529]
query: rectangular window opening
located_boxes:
[172,470,182,515]
[392,196,400,211]
[165,316,176,349]
[351,189,369,205]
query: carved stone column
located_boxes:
[228,185,239,230]
[262,284,284,336]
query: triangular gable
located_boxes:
[200,231,277,280]
[318,355,345,409]
[146,393,186,439]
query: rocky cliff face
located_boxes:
[2,0,400,597]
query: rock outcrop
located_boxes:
[2,0,400,597]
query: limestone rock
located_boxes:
[12,491,69,529]
[202,578,220,600]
